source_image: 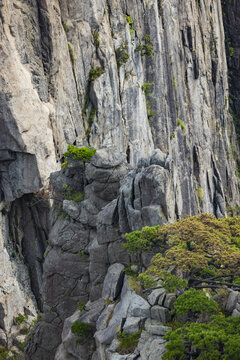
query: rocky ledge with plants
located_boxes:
[54,213,240,360]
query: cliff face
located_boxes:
[0,0,239,358]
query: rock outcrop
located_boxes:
[0,0,240,358]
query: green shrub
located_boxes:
[135,35,154,58]
[0,346,9,360]
[138,273,157,288]
[173,288,219,316]
[93,31,100,47]
[89,66,103,81]
[117,330,142,354]
[163,315,240,360]
[77,301,85,312]
[197,186,204,205]
[116,43,130,68]
[125,15,134,38]
[62,21,69,33]
[162,275,188,293]
[71,321,92,344]
[177,118,185,133]
[14,314,28,326]
[123,225,161,254]
[68,43,75,66]
[63,145,96,162]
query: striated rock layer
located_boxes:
[0,0,239,358]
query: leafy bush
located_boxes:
[14,314,28,326]
[161,274,188,293]
[163,315,240,360]
[89,66,103,81]
[63,145,96,164]
[93,31,100,47]
[68,43,75,66]
[77,302,85,312]
[177,118,185,133]
[117,330,142,354]
[116,43,130,68]
[125,15,134,38]
[135,34,154,57]
[123,226,160,253]
[173,288,219,316]
[138,273,157,288]
[71,321,92,344]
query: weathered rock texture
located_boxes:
[0,0,240,358]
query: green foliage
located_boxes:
[63,145,96,162]
[163,315,240,360]
[116,43,130,68]
[78,249,86,258]
[62,21,69,33]
[14,314,28,326]
[229,46,234,57]
[0,347,9,360]
[135,35,154,57]
[71,321,92,344]
[93,31,100,47]
[124,266,138,276]
[162,275,188,293]
[127,276,141,294]
[142,82,154,96]
[89,66,103,81]
[68,43,75,66]
[138,273,157,288]
[125,214,240,277]
[197,186,204,205]
[62,184,84,202]
[123,225,160,253]
[199,267,216,279]
[173,288,219,316]
[77,301,85,312]
[117,330,142,354]
[177,118,185,133]
[141,82,157,121]
[125,15,134,38]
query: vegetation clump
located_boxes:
[62,145,96,167]
[163,315,240,360]
[71,321,92,344]
[77,301,85,312]
[125,15,134,38]
[89,66,103,81]
[123,214,240,358]
[136,34,154,58]
[93,30,100,47]
[14,314,28,326]
[173,288,219,316]
[117,330,142,354]
[116,42,130,68]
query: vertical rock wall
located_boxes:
[0,0,239,358]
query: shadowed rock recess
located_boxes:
[0,0,240,359]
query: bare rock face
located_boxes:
[0,0,240,358]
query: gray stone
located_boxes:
[226,291,239,313]
[148,289,166,306]
[91,148,126,169]
[150,149,167,167]
[145,319,171,336]
[150,306,171,323]
[232,309,240,318]
[138,331,167,360]
[158,293,166,306]
[163,294,176,310]
[123,317,141,333]
[102,263,125,301]
[62,200,81,219]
